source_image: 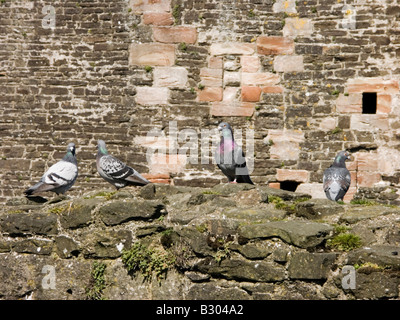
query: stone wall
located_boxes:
[1,0,400,203]
[1,184,399,300]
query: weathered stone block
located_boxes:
[153,66,188,87]
[143,12,174,25]
[256,36,294,55]
[152,26,197,44]
[273,55,304,72]
[276,169,309,183]
[239,220,334,248]
[350,114,389,131]
[240,56,260,73]
[0,212,58,236]
[199,67,223,87]
[135,87,169,105]
[347,78,399,94]
[288,252,337,280]
[241,72,280,86]
[241,86,262,102]
[210,43,256,56]
[283,18,313,38]
[210,101,255,117]
[130,0,171,13]
[265,129,305,161]
[129,43,175,66]
[98,199,165,225]
[197,87,223,102]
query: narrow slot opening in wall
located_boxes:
[362,92,377,114]
[280,181,300,192]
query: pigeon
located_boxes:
[96,140,150,189]
[323,150,351,201]
[24,143,78,196]
[215,122,254,184]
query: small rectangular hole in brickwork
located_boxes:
[362,92,377,114]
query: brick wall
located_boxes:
[1,0,400,202]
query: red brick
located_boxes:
[143,12,174,25]
[256,36,294,55]
[152,26,197,44]
[241,86,262,102]
[210,102,255,117]
[197,87,223,102]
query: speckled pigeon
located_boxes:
[24,143,78,196]
[323,150,351,201]
[96,140,150,189]
[215,122,254,184]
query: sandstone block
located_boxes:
[199,67,223,87]
[357,172,382,187]
[197,87,223,102]
[347,78,399,94]
[210,42,256,56]
[276,169,309,183]
[148,153,187,175]
[256,36,294,55]
[265,129,305,161]
[210,101,255,117]
[241,72,280,86]
[241,56,260,73]
[130,0,171,13]
[283,18,313,38]
[135,87,169,105]
[350,114,389,131]
[241,86,262,102]
[208,56,223,69]
[261,86,284,93]
[152,26,197,44]
[377,94,391,114]
[336,93,362,113]
[143,12,174,25]
[273,55,304,72]
[153,66,188,87]
[129,43,175,66]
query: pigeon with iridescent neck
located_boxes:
[24,143,78,196]
[214,122,254,184]
[96,140,150,190]
[323,150,351,201]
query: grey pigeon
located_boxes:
[215,122,254,184]
[24,143,78,196]
[96,140,150,189]
[323,150,351,201]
